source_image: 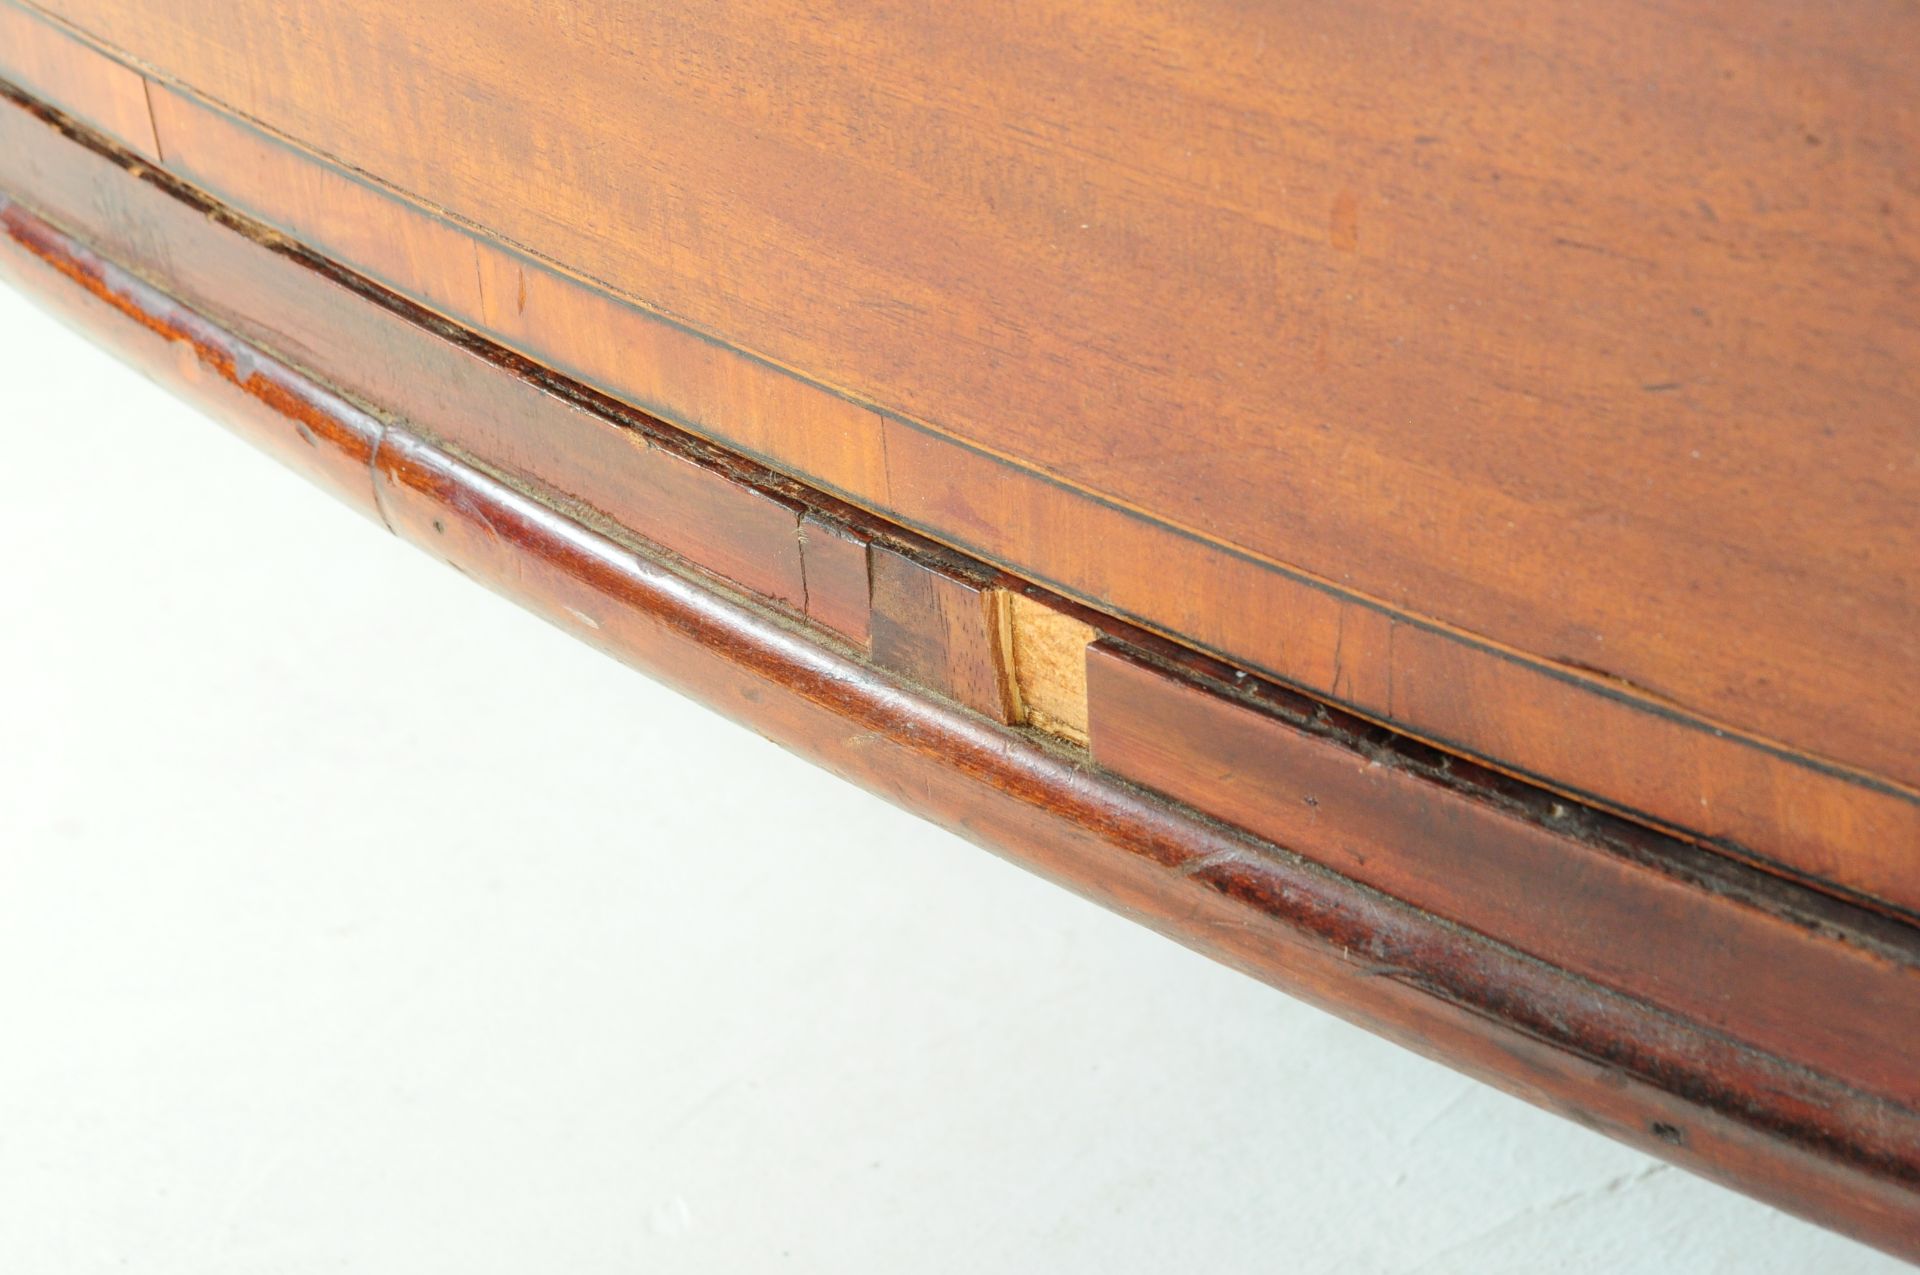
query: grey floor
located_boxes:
[0,280,1902,1273]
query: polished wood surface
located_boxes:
[1088,640,1920,1109]
[5,165,1917,1254]
[5,0,1915,915]
[870,544,1019,725]
[0,1,150,159]
[796,511,874,650]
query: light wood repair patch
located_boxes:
[1006,592,1094,744]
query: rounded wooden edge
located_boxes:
[3,185,1918,1258]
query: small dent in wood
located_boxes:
[1650,1121,1687,1147]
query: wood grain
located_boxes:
[378,418,1920,1264]
[869,544,1017,722]
[1007,591,1094,744]
[1087,639,1920,1110]
[0,2,153,160]
[6,0,1914,916]
[7,188,1918,1254]
[0,96,820,617]
[798,511,872,648]
[0,201,381,518]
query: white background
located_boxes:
[0,279,1903,1272]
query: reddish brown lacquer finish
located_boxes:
[5,0,1915,915]
[0,2,153,159]
[0,202,382,521]
[869,544,1018,723]
[7,198,1920,1256]
[5,92,1920,1255]
[3,99,1920,1251]
[798,511,873,648]
[1087,641,1920,1110]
